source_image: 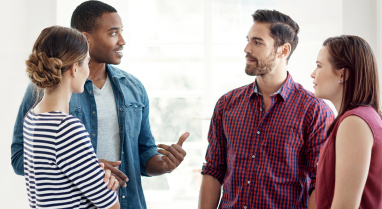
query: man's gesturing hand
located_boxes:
[157,132,190,173]
[99,159,129,187]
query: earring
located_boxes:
[340,79,342,82]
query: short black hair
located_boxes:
[252,9,299,61]
[71,0,117,33]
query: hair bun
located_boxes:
[26,51,63,89]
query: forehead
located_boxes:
[247,22,273,41]
[317,47,330,62]
[97,12,123,30]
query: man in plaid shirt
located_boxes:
[199,10,334,209]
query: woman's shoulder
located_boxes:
[340,106,382,142]
[342,106,381,125]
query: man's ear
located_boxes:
[82,32,92,43]
[277,43,291,59]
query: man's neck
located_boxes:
[88,61,108,89]
[256,65,288,97]
[88,61,107,82]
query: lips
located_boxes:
[115,50,123,57]
[245,54,257,64]
[114,48,123,58]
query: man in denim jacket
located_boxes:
[11,2,188,209]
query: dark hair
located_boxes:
[252,9,299,61]
[26,26,88,89]
[71,0,117,33]
[323,35,381,135]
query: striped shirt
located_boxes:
[23,111,118,209]
[202,73,334,208]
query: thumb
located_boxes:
[110,161,122,167]
[176,132,190,147]
[99,163,105,169]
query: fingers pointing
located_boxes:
[176,132,190,146]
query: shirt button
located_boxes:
[92,111,95,114]
[89,91,92,94]
[257,131,260,135]
[244,206,247,209]
[92,133,96,137]
[252,155,255,158]
[247,181,250,184]
[260,108,262,111]
[122,151,124,155]
[122,195,125,199]
[120,108,123,111]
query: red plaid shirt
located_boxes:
[202,73,334,209]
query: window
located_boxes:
[56,0,341,208]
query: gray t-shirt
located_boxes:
[94,75,121,170]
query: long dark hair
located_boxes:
[324,35,381,135]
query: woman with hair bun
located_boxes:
[312,35,382,208]
[23,26,120,209]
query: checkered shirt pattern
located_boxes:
[202,73,334,209]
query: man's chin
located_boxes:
[106,58,122,65]
[245,67,259,76]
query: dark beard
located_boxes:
[245,52,276,76]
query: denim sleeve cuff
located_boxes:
[140,148,160,177]
[201,164,225,184]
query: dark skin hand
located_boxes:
[145,132,190,176]
[99,159,129,187]
[157,132,189,173]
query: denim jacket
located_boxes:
[11,64,159,209]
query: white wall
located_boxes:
[0,0,381,208]
[0,0,56,207]
[342,0,382,98]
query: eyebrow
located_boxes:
[246,36,264,41]
[107,27,120,31]
[316,61,322,64]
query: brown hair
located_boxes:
[324,35,381,135]
[252,9,299,62]
[25,26,88,110]
[26,25,88,89]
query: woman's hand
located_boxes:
[100,163,120,191]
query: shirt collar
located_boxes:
[85,64,126,84]
[252,71,294,102]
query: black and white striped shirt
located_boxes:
[23,111,118,208]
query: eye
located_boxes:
[255,41,261,45]
[111,31,117,36]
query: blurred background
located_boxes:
[1,0,382,208]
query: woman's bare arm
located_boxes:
[331,116,373,209]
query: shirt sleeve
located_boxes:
[137,84,160,176]
[11,83,39,176]
[201,95,228,184]
[55,116,118,209]
[305,99,335,194]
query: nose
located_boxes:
[118,33,126,46]
[244,42,251,54]
[311,69,316,79]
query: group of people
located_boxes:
[10,1,382,209]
